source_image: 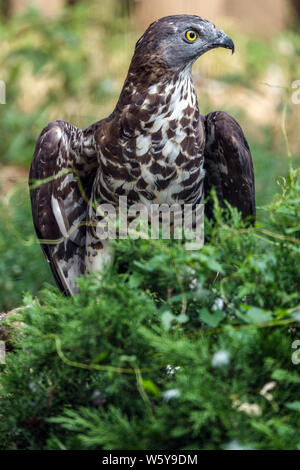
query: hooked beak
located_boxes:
[212,29,235,54]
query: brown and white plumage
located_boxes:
[29,120,98,294]
[29,15,255,296]
[203,111,256,220]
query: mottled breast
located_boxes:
[97,68,206,208]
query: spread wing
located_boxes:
[202,111,256,222]
[29,120,98,295]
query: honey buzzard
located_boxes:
[29,15,255,295]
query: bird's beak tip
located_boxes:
[215,30,235,55]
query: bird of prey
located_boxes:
[29,15,255,296]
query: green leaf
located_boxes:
[272,369,300,384]
[161,311,175,331]
[177,314,189,324]
[133,261,154,273]
[241,306,273,325]
[285,401,300,411]
[92,351,109,364]
[139,379,160,397]
[199,309,224,328]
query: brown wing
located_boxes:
[202,111,256,222]
[29,120,98,295]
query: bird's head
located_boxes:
[134,15,234,71]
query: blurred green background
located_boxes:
[0,0,299,310]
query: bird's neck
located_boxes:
[114,66,200,138]
[96,65,205,207]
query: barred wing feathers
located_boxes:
[29,120,98,295]
[203,111,256,222]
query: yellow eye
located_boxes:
[186,30,197,42]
